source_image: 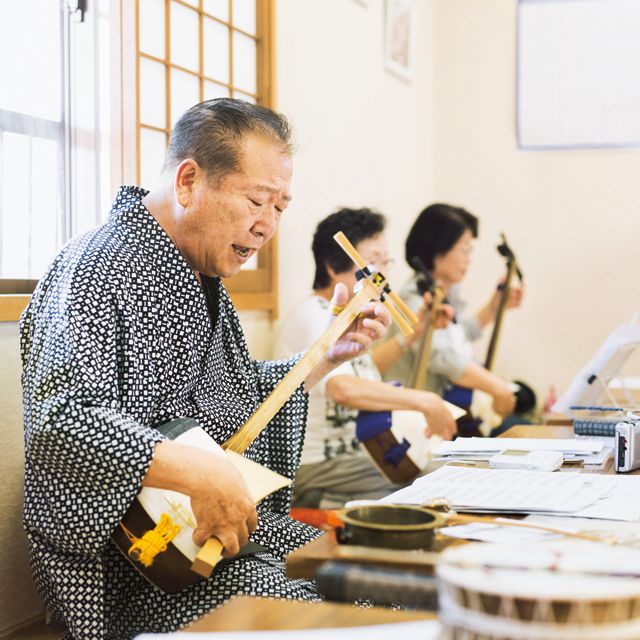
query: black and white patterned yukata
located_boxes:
[20,186,321,640]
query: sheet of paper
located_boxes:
[135,620,442,639]
[435,437,603,456]
[524,514,640,544]
[379,465,609,514]
[439,521,560,544]
[552,322,640,414]
[516,475,640,522]
[564,475,640,521]
[570,447,612,466]
[575,435,616,448]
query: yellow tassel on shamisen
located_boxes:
[120,513,181,567]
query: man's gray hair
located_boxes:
[164,98,293,183]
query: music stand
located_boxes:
[553,320,640,416]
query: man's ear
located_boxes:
[174,159,199,207]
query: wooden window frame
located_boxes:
[0,280,37,321]
[117,0,279,317]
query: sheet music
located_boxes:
[379,465,609,513]
[569,447,612,466]
[551,474,640,521]
[435,437,602,457]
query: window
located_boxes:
[118,0,278,315]
[0,0,111,319]
[1,0,278,321]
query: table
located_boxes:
[286,424,635,580]
[542,412,573,426]
[184,596,433,632]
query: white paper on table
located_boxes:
[379,465,609,514]
[564,475,640,521]
[435,437,603,457]
[439,521,562,544]
[572,436,614,464]
[575,435,616,447]
[135,620,442,639]
[567,447,612,466]
[524,514,640,544]
[518,475,640,522]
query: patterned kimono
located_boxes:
[20,186,321,640]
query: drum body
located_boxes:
[437,540,640,640]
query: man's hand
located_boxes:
[420,393,457,440]
[188,453,257,555]
[143,441,258,557]
[325,283,391,364]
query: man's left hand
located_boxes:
[326,283,391,364]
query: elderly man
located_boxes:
[20,99,388,640]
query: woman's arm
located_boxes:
[453,362,516,417]
[326,375,456,439]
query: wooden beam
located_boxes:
[0,295,30,322]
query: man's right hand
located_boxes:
[142,440,257,557]
[189,452,257,555]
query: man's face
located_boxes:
[173,134,293,278]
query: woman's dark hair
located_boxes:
[312,208,386,289]
[405,203,478,272]
[164,98,292,184]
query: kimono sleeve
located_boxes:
[20,286,165,556]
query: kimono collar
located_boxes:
[109,185,202,292]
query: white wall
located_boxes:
[430,0,640,401]
[244,0,439,357]
[245,0,640,400]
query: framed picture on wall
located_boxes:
[384,0,416,82]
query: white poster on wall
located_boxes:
[517,0,640,149]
